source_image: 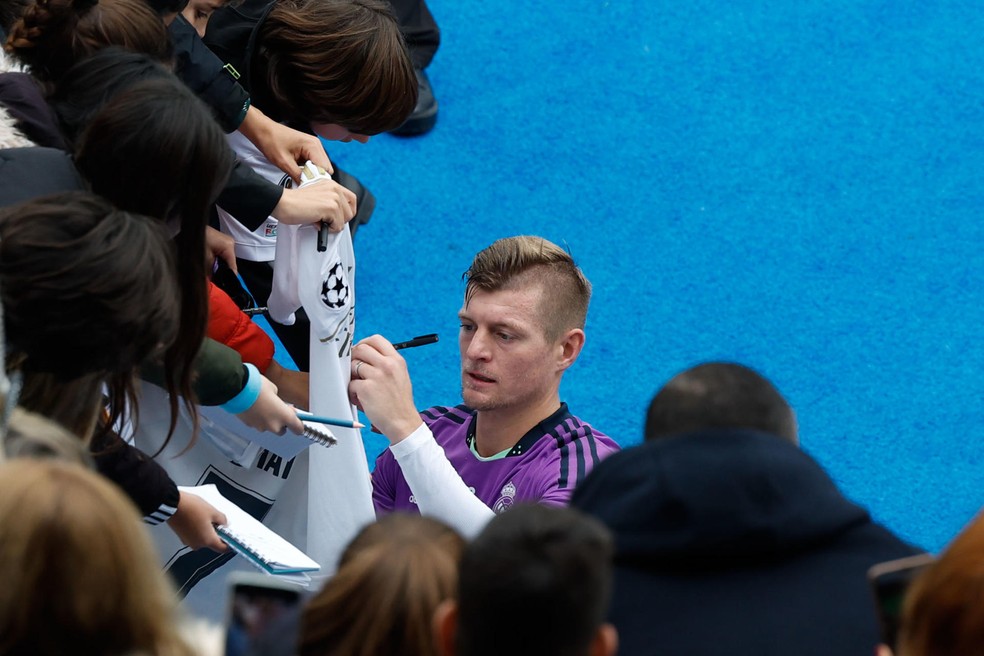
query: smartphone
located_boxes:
[211,259,257,312]
[224,572,307,656]
[867,553,935,650]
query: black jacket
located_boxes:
[169,14,283,228]
[204,0,278,114]
[0,147,82,200]
[0,72,67,149]
[169,14,250,133]
[571,429,920,656]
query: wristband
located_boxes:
[220,363,262,414]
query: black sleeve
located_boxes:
[91,431,180,523]
[0,148,85,207]
[217,159,284,231]
[168,14,251,133]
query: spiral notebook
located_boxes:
[181,484,320,583]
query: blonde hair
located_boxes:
[2,406,92,464]
[0,459,196,656]
[464,236,592,340]
[299,514,465,656]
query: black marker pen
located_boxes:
[392,334,439,350]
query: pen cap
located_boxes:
[298,161,332,188]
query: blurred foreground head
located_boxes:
[898,512,984,656]
[300,513,465,656]
[0,459,195,655]
[645,361,798,444]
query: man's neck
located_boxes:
[473,394,561,458]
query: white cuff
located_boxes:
[390,422,433,458]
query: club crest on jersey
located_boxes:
[493,481,516,513]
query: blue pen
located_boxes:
[296,412,365,429]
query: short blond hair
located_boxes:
[464,236,592,340]
[0,460,195,656]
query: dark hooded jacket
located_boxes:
[571,429,921,656]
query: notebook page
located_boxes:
[180,484,320,573]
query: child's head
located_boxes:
[299,514,465,656]
[254,0,417,137]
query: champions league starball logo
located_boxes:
[321,262,350,309]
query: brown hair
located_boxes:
[898,513,984,656]
[14,369,105,444]
[0,192,179,443]
[298,514,465,656]
[0,193,178,380]
[0,459,195,656]
[4,0,170,83]
[464,236,593,340]
[255,0,416,133]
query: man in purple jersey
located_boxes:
[348,236,620,537]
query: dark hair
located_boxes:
[58,57,234,443]
[464,236,592,340]
[456,504,614,656]
[142,0,188,18]
[299,514,465,656]
[253,0,416,133]
[0,192,179,440]
[0,192,177,379]
[49,48,172,142]
[4,0,170,84]
[0,0,31,36]
[645,362,798,443]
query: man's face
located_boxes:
[458,285,561,413]
[181,0,225,37]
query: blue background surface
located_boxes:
[292,0,984,553]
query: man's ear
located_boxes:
[432,599,459,656]
[556,328,585,371]
[590,622,618,656]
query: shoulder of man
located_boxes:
[517,410,620,503]
[420,404,475,430]
[540,410,621,458]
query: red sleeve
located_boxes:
[207,281,275,373]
